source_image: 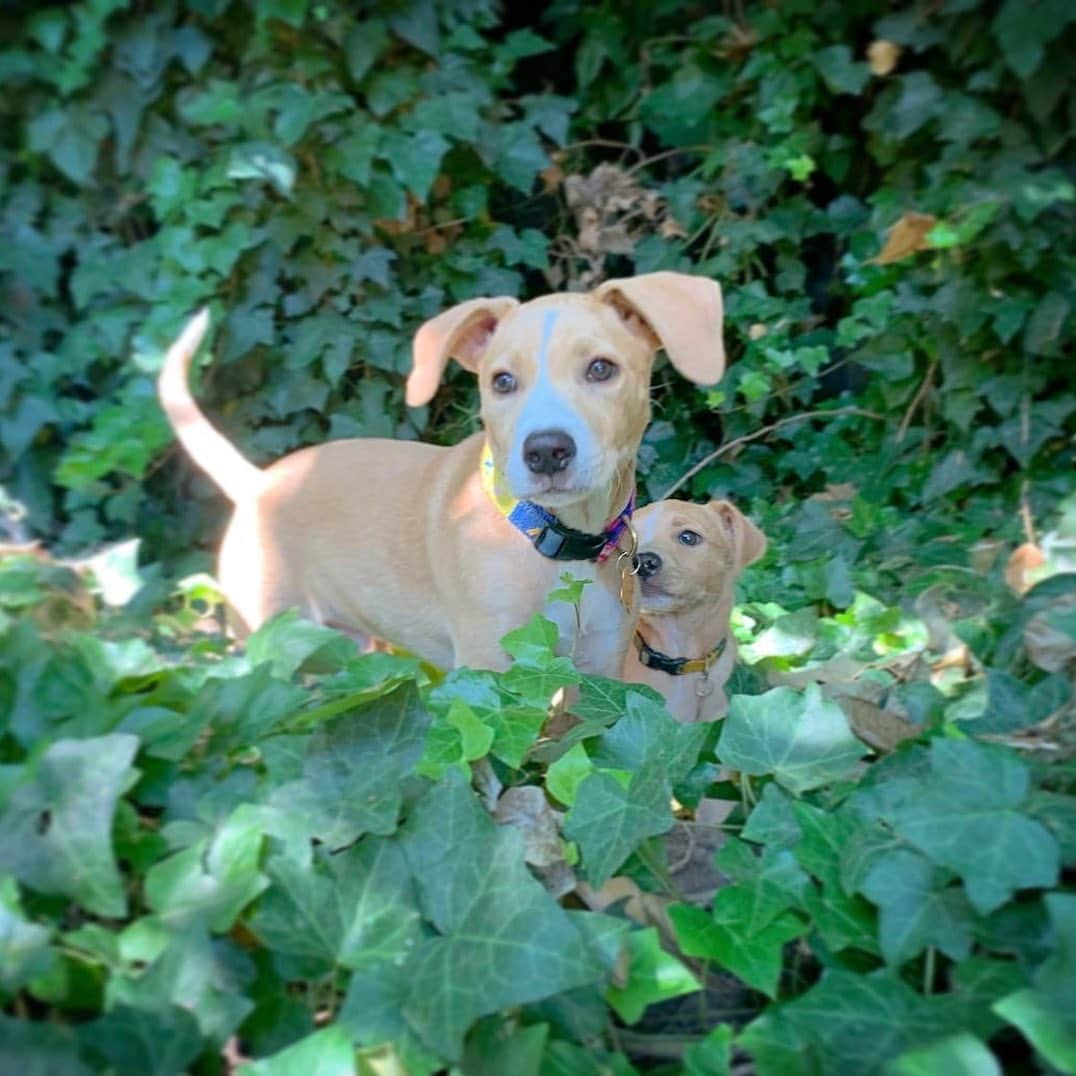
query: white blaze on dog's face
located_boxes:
[632,499,767,615]
[478,296,654,506]
[405,273,726,508]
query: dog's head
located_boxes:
[632,499,766,616]
[406,273,725,509]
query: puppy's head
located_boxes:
[406,273,725,509]
[632,499,766,616]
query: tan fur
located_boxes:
[622,499,766,720]
[158,274,725,673]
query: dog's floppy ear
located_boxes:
[595,271,725,385]
[708,499,767,570]
[406,296,519,407]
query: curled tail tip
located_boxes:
[178,307,211,357]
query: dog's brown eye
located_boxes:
[678,529,702,546]
[585,357,617,383]
[491,371,517,394]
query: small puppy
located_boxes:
[158,273,726,674]
[622,498,766,721]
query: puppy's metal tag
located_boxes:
[616,522,640,614]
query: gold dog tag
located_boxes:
[616,522,640,614]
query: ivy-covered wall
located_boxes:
[1,0,1072,592]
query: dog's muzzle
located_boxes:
[522,429,576,475]
[635,551,662,579]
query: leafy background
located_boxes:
[1,0,1074,1074]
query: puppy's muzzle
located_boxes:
[523,429,577,475]
[635,551,662,579]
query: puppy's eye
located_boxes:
[585,357,618,383]
[491,371,517,395]
[678,529,702,546]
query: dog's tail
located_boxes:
[157,309,264,504]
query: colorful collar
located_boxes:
[633,633,727,676]
[479,441,635,562]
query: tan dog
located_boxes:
[622,498,766,720]
[158,273,725,674]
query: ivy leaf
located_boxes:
[572,676,664,725]
[993,892,1076,1074]
[1023,292,1070,355]
[605,927,699,1024]
[337,958,442,1075]
[105,924,253,1043]
[460,1019,549,1076]
[501,659,580,708]
[239,1025,356,1076]
[488,122,549,193]
[501,613,560,664]
[563,766,672,888]
[344,19,390,81]
[144,806,268,930]
[0,734,139,917]
[885,1033,1001,1076]
[227,142,297,198]
[26,106,107,186]
[417,699,495,779]
[992,0,1074,78]
[670,893,805,999]
[717,684,865,794]
[740,969,961,1074]
[266,682,429,847]
[0,881,55,994]
[251,838,421,973]
[388,1,440,57]
[683,1025,734,1076]
[398,772,606,1058]
[716,840,810,934]
[0,1014,91,1076]
[79,1004,204,1076]
[852,740,1059,914]
[860,848,975,965]
[245,610,357,678]
[546,742,594,807]
[813,45,869,94]
[383,129,449,201]
[486,705,547,768]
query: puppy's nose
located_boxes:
[636,551,662,579]
[523,429,576,475]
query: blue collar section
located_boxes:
[479,440,635,562]
[506,493,636,562]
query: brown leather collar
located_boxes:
[633,633,727,677]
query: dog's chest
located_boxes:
[542,562,635,676]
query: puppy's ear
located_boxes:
[709,500,767,570]
[406,297,519,407]
[595,272,725,385]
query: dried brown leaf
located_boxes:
[1006,542,1046,595]
[868,39,901,76]
[872,211,937,264]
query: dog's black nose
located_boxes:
[636,551,662,579]
[523,429,576,475]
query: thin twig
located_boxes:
[562,137,644,160]
[625,144,711,175]
[895,360,938,444]
[660,406,887,499]
[1020,480,1037,545]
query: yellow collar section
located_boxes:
[633,632,728,677]
[479,440,519,517]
